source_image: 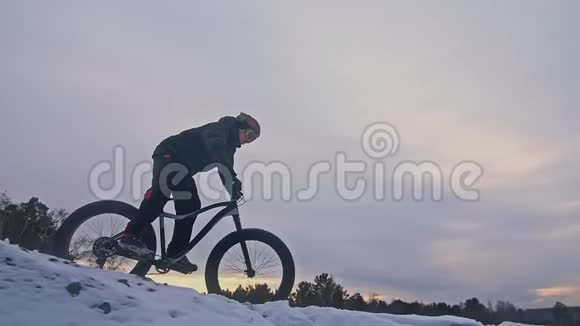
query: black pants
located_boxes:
[125,153,201,256]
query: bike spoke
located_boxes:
[217,240,283,292]
[67,213,142,274]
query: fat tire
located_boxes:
[205,228,295,301]
[53,200,156,276]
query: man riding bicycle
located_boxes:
[120,113,261,271]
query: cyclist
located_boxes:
[119,113,261,271]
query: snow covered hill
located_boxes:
[0,240,514,326]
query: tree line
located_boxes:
[225,273,577,326]
[223,273,522,324]
[0,193,66,252]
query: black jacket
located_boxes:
[154,116,241,181]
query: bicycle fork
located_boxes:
[233,214,256,278]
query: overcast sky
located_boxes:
[1,1,580,308]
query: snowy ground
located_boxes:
[0,241,522,326]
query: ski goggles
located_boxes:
[245,128,258,142]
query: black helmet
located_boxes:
[236,112,261,138]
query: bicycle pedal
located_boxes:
[170,262,198,274]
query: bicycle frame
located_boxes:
[114,197,254,274]
[158,200,239,262]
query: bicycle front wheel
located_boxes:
[205,228,295,302]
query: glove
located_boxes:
[231,178,243,199]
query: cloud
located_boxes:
[536,286,580,298]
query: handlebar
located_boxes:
[233,192,245,206]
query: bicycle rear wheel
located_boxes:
[53,200,156,276]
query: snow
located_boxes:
[497,323,542,326]
[0,240,527,326]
